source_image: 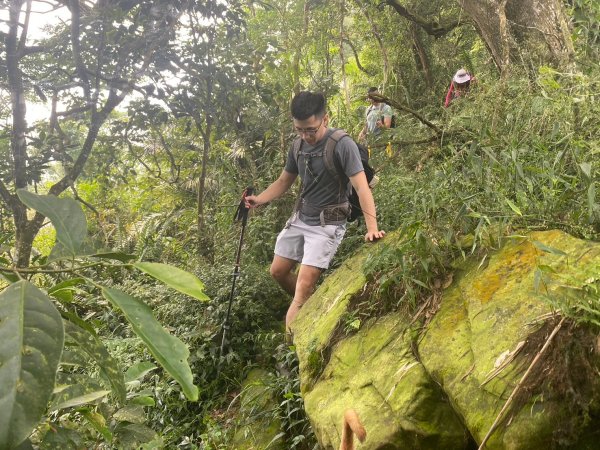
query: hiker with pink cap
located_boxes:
[444,69,475,107]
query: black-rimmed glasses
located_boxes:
[294,119,323,137]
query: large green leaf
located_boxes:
[113,405,146,424]
[133,262,209,302]
[51,372,111,411]
[49,278,88,303]
[79,408,112,442]
[0,281,65,449]
[47,239,96,262]
[14,438,34,450]
[60,347,90,367]
[17,189,87,256]
[48,278,87,295]
[64,321,126,403]
[102,287,199,401]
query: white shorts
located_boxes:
[274,215,346,269]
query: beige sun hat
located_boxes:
[453,69,471,84]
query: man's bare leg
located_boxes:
[270,255,298,296]
[285,264,322,332]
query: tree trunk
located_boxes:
[338,0,351,111]
[505,0,575,64]
[7,0,35,267]
[7,1,28,192]
[410,23,433,88]
[459,0,574,73]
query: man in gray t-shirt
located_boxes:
[246,91,385,336]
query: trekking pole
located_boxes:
[219,186,253,366]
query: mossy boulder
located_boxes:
[292,231,471,449]
[292,249,369,392]
[231,368,284,450]
[419,230,600,449]
[304,315,470,449]
[293,229,600,449]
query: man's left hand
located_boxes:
[364,230,385,242]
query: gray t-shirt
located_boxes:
[285,128,364,225]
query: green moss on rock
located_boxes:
[292,231,470,449]
[420,230,600,449]
[304,315,469,449]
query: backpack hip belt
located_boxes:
[298,199,350,226]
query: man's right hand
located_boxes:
[244,194,262,209]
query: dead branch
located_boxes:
[369,92,443,135]
[478,317,566,449]
[384,0,462,38]
[71,185,99,215]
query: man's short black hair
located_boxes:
[290,91,326,120]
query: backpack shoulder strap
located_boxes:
[292,137,303,167]
[323,129,349,185]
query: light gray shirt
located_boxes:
[366,103,393,134]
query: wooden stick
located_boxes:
[478,317,566,449]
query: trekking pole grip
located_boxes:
[240,186,253,224]
[234,186,254,223]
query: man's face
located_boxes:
[293,114,328,145]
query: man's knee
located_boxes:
[295,267,321,295]
[270,262,290,281]
[295,276,316,293]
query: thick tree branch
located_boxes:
[384,0,461,38]
[16,0,32,57]
[369,92,442,135]
[0,179,17,210]
[48,89,125,198]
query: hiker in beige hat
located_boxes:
[444,68,475,107]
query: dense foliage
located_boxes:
[1,0,599,448]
